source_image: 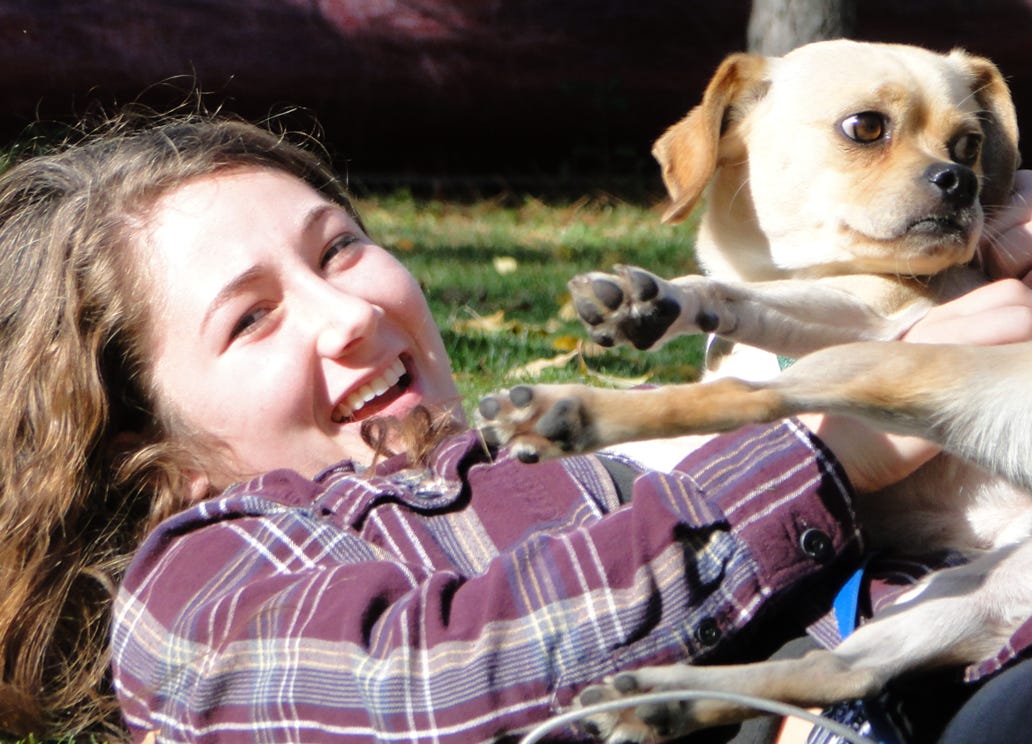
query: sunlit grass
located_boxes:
[356,190,707,413]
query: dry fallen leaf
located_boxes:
[551,334,582,352]
[451,310,561,338]
[505,350,579,379]
[451,310,513,334]
[505,342,652,387]
[492,256,518,274]
[582,367,652,388]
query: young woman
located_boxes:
[0,113,1029,742]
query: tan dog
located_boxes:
[568,40,1018,380]
[478,41,1032,740]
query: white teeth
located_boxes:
[334,359,407,422]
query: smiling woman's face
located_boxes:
[138,167,462,481]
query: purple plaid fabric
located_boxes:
[109,420,1024,742]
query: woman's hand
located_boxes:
[981,169,1032,283]
[903,278,1032,345]
[803,278,1032,492]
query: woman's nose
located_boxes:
[316,323,358,359]
[300,286,379,360]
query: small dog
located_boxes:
[478,40,1032,740]
[569,39,1018,379]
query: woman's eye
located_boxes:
[320,235,359,269]
[229,307,269,340]
[840,112,886,143]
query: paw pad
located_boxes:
[628,268,659,301]
[477,396,501,420]
[592,278,625,310]
[509,385,534,407]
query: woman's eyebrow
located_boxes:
[301,203,340,235]
[201,265,265,333]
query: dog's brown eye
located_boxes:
[840,112,885,143]
[951,133,983,166]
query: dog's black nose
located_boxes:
[925,162,978,209]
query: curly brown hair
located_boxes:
[0,110,365,738]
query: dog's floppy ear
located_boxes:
[652,53,768,224]
[955,49,1021,209]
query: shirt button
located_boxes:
[695,618,722,647]
[800,528,833,563]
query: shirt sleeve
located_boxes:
[111,421,863,743]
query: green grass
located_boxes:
[355,190,707,415]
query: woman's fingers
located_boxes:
[904,279,1032,345]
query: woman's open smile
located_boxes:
[331,356,411,424]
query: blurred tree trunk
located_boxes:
[747,0,856,55]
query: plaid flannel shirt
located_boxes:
[110,420,1029,742]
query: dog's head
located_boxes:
[653,40,1020,277]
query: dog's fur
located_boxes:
[569,40,1018,379]
[478,40,1032,740]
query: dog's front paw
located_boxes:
[477,384,600,461]
[575,672,698,743]
[569,266,683,351]
[570,267,744,352]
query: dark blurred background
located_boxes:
[1,0,1029,197]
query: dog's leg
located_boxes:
[574,543,1032,741]
[478,341,939,461]
[568,266,930,356]
[478,340,1032,491]
[477,376,790,462]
